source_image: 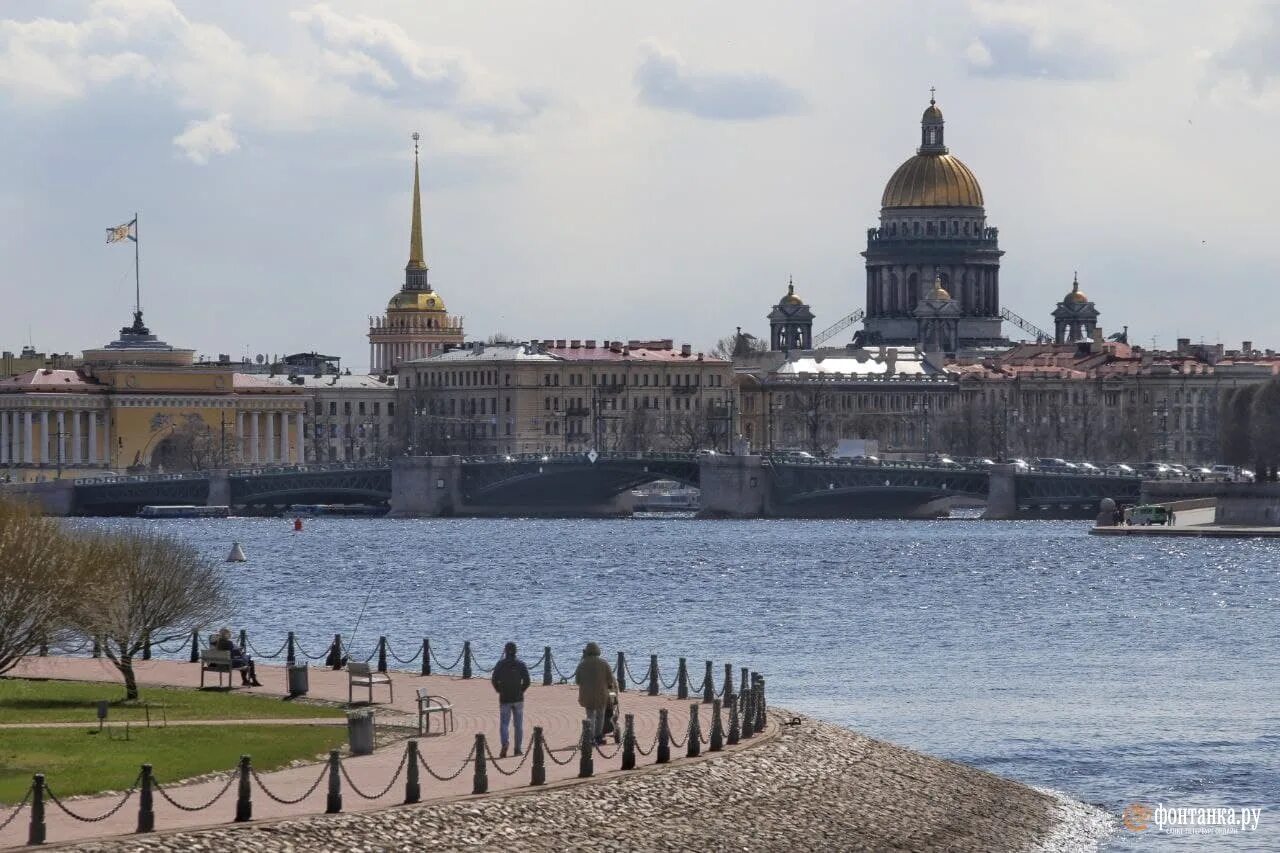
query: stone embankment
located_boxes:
[66,713,1113,853]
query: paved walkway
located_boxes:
[0,655,768,849]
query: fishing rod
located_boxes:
[346,587,374,660]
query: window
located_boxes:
[329,402,337,416]
[373,402,380,416]
[358,402,366,415]
[344,402,352,415]
[505,397,511,413]
[388,403,395,416]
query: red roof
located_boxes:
[545,346,727,364]
[0,369,101,392]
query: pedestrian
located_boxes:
[574,641,616,745]
[491,641,530,757]
[215,627,262,686]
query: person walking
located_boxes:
[574,641,616,745]
[491,642,530,757]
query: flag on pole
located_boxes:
[106,219,137,243]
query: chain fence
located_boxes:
[483,743,534,777]
[249,763,329,806]
[387,642,423,665]
[430,646,466,672]
[417,743,477,782]
[543,744,580,767]
[246,637,290,660]
[154,772,237,812]
[45,777,138,823]
[339,749,408,800]
[0,787,31,833]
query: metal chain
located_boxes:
[45,777,138,823]
[593,741,621,760]
[528,651,546,670]
[295,641,332,661]
[632,728,660,757]
[622,660,648,687]
[551,657,573,683]
[666,721,688,749]
[250,763,329,806]
[483,743,533,777]
[660,670,681,690]
[543,744,580,766]
[247,637,290,659]
[339,749,407,800]
[387,642,423,665]
[417,743,476,782]
[155,772,237,812]
[342,641,378,664]
[0,787,31,832]
[470,653,494,674]
[154,637,192,654]
[430,647,465,672]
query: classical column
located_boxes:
[24,412,34,464]
[266,413,276,463]
[295,412,306,463]
[250,412,260,464]
[0,411,8,464]
[278,412,288,463]
[336,421,346,461]
[88,412,98,464]
[70,411,80,464]
[235,411,244,464]
[55,411,65,468]
[370,343,376,373]
[103,415,112,469]
[39,411,49,464]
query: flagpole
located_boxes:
[134,212,140,315]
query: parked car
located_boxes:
[1076,462,1100,473]
[1188,466,1214,480]
[1035,457,1076,471]
[1008,458,1031,471]
[852,455,881,465]
[1138,462,1172,479]
[931,456,962,468]
[1105,463,1135,476]
[972,457,996,467]
[1165,463,1189,479]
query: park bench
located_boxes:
[200,648,248,689]
[416,687,455,735]
[348,661,393,705]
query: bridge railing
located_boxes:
[462,451,699,465]
[72,472,207,487]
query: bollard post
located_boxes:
[615,651,626,692]
[189,630,199,663]
[676,657,688,700]
[27,773,45,846]
[542,646,552,686]
[238,629,248,654]
[327,633,343,670]
[656,709,671,764]
[142,633,151,661]
[702,661,713,703]
[462,641,472,679]
[687,703,701,758]
[648,654,659,696]
[136,763,154,833]
[421,639,431,676]
[755,676,767,732]
[621,713,636,770]
[325,750,342,813]
[727,693,740,744]
[710,699,724,752]
[741,687,754,740]
[234,755,252,822]
[741,667,750,701]
[578,719,594,778]
[404,741,421,804]
[38,639,47,657]
[377,636,388,674]
[723,663,732,699]
[530,727,547,786]
[92,637,101,658]
[473,734,488,794]
[286,631,296,667]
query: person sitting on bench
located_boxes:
[215,627,262,686]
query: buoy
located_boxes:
[293,517,303,532]
[226,542,247,562]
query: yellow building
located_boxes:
[367,136,464,373]
[0,312,307,480]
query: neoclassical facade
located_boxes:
[367,138,464,373]
[861,96,1006,349]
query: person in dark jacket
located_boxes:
[215,627,262,686]
[574,641,616,745]
[491,642,531,757]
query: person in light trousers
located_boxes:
[491,642,531,757]
[574,641,617,745]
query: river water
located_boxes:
[78,517,1278,851]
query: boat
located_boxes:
[138,505,230,518]
[631,487,701,513]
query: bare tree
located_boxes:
[0,501,80,675]
[711,330,767,360]
[1220,385,1255,467]
[67,532,229,700]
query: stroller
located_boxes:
[600,690,622,744]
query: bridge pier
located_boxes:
[389,456,461,518]
[207,470,231,508]
[983,464,1017,520]
[697,455,767,518]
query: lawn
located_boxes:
[0,725,347,803]
[0,678,345,724]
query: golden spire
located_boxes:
[407,132,427,273]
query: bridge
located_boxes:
[4,453,1142,520]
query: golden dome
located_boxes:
[926,275,951,301]
[881,153,984,208]
[388,290,446,312]
[1065,273,1087,303]
[781,281,804,305]
[922,103,943,122]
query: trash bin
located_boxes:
[347,710,375,756]
[287,663,309,697]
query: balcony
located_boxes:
[597,383,627,394]
[566,405,591,417]
[672,384,700,395]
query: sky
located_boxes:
[2,0,1279,372]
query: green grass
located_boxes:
[0,678,344,725]
[0,725,347,803]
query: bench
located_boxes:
[416,688,455,735]
[348,661,393,705]
[200,649,248,689]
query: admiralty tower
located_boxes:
[861,93,1007,349]
[368,134,464,373]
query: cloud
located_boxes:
[634,41,805,121]
[291,3,547,132]
[962,1,1128,80]
[1213,4,1280,93]
[172,113,238,164]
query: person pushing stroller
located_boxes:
[574,641,618,745]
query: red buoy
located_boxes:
[293,517,303,532]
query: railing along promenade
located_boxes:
[6,634,768,846]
